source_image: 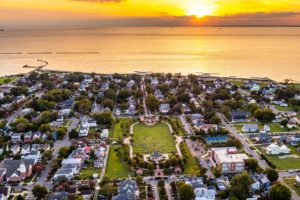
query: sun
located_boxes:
[186,0,215,17]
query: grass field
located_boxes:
[0,76,18,85]
[110,118,133,138]
[180,143,200,175]
[257,145,300,170]
[79,167,101,179]
[169,117,185,136]
[105,146,133,178]
[284,178,300,196]
[132,123,176,154]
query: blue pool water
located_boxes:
[205,136,229,144]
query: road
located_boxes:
[179,115,194,135]
[218,113,300,200]
[217,113,269,170]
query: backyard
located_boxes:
[284,178,300,196]
[110,118,133,138]
[105,145,133,178]
[257,145,300,170]
[79,167,101,180]
[132,123,176,154]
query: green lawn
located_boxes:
[169,117,185,136]
[230,80,245,87]
[274,105,300,112]
[105,146,133,178]
[110,118,133,138]
[233,122,294,133]
[180,143,200,175]
[258,145,300,170]
[284,178,300,196]
[79,167,101,179]
[133,123,176,154]
[0,76,18,85]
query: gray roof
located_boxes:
[243,124,259,130]
[0,159,35,178]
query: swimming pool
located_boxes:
[205,136,229,144]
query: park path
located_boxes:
[175,136,183,157]
[124,137,133,158]
[162,121,173,134]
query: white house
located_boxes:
[101,129,109,139]
[159,103,170,113]
[266,143,290,155]
[194,186,216,200]
[79,125,89,137]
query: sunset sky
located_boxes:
[1,0,300,26]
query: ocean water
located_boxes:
[1,27,300,82]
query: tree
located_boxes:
[266,168,279,182]
[254,109,275,122]
[178,183,195,200]
[58,146,71,158]
[32,185,48,199]
[229,172,251,200]
[56,127,67,139]
[74,99,92,115]
[16,195,25,200]
[269,183,291,200]
[146,94,159,112]
[39,123,52,133]
[245,158,259,172]
[92,112,113,127]
[69,129,79,139]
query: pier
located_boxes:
[23,59,48,70]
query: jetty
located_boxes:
[23,59,48,70]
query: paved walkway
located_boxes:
[124,137,133,158]
[175,136,183,157]
[130,122,140,135]
[162,121,173,134]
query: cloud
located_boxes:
[197,12,300,26]
[71,0,124,3]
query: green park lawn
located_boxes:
[0,76,18,85]
[132,123,176,154]
[105,146,133,178]
[284,178,300,196]
[110,118,133,138]
[79,167,101,179]
[169,117,185,136]
[258,145,300,170]
[180,143,200,175]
